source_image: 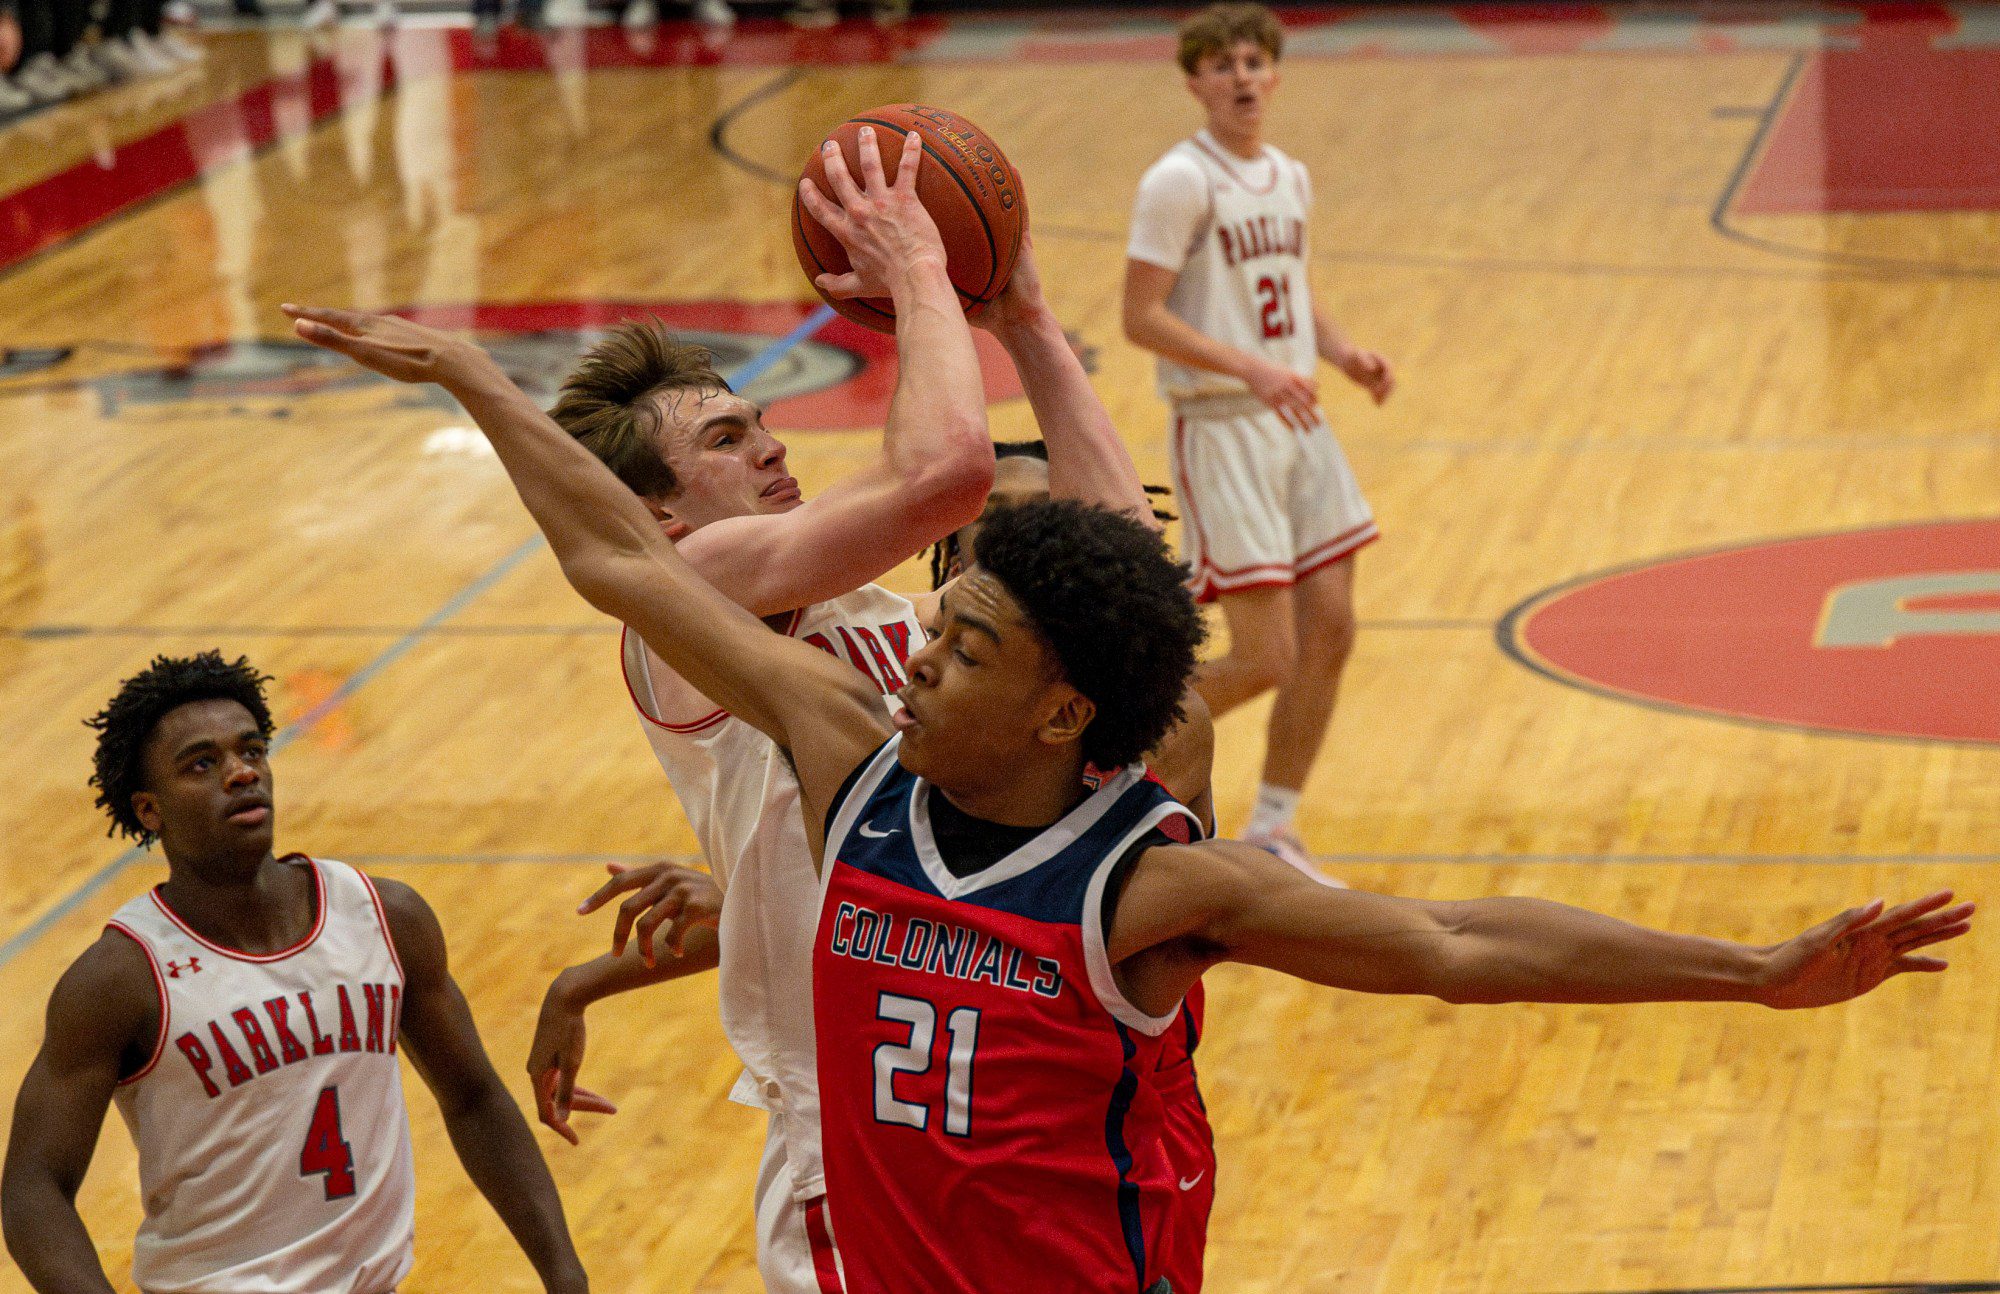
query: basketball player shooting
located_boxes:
[290,244,1969,1291]
[1123,2,1394,875]
[286,126,1216,1294]
[1,653,588,1294]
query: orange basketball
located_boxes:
[792,103,1027,334]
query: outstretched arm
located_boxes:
[975,236,1153,525]
[1,934,154,1294]
[526,863,722,1143]
[1112,842,1973,1012]
[284,303,890,833]
[377,879,588,1294]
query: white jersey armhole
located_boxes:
[1082,801,1199,1037]
[351,865,407,984]
[105,920,170,1086]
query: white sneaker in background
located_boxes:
[16,53,76,101]
[0,76,34,113]
[621,0,656,28]
[301,0,339,28]
[127,31,183,74]
[692,0,733,25]
[369,0,396,27]
[155,28,207,62]
[1241,827,1347,888]
[64,43,113,88]
[164,0,197,22]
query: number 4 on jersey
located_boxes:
[300,1086,357,1199]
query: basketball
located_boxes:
[792,103,1027,333]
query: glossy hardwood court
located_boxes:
[5,5,2000,1291]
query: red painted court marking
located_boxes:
[1512,520,2000,744]
[1737,15,2000,215]
[397,299,1022,429]
[0,56,361,275]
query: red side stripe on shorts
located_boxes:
[805,1200,846,1294]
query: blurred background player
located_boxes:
[0,652,589,1294]
[1123,2,1394,876]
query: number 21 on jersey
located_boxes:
[1256,274,1296,340]
[873,992,982,1138]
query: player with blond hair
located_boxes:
[1124,2,1395,874]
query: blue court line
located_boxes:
[729,304,836,390]
[0,311,837,972]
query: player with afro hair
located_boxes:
[86,651,274,844]
[970,496,1205,772]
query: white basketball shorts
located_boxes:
[1169,400,1377,604]
[754,1116,846,1294]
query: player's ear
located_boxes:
[1037,688,1095,748]
[647,497,692,542]
[132,793,162,836]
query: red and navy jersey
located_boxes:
[814,736,1202,1294]
[1152,978,1214,1293]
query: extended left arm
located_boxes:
[378,879,588,1294]
[1114,841,1971,1009]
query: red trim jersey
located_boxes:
[1151,978,1215,1293]
[104,856,414,1294]
[814,737,1201,1293]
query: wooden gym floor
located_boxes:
[4,5,2000,1291]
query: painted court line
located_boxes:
[0,314,835,971]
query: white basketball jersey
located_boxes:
[106,856,415,1294]
[1134,132,1318,401]
[621,582,919,1201]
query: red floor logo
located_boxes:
[1502,519,2000,743]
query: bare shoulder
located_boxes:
[1109,839,1351,962]
[1106,839,1265,960]
[44,928,158,1060]
[363,874,448,976]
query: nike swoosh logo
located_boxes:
[1178,1172,1206,1191]
[857,820,900,839]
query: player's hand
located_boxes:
[1242,357,1319,431]
[282,304,504,392]
[1755,891,1973,1009]
[528,973,618,1146]
[0,13,22,73]
[797,127,948,303]
[968,231,1052,336]
[578,860,723,966]
[1337,347,1394,405]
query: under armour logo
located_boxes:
[166,957,202,978]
